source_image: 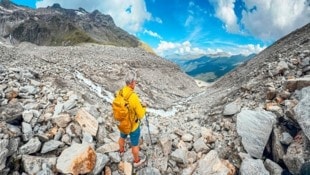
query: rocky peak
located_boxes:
[0,0,11,8]
[0,2,139,47]
[50,3,61,9]
[89,9,115,26]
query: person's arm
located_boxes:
[131,93,146,119]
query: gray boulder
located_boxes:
[192,150,232,175]
[137,167,161,175]
[264,159,283,175]
[240,158,269,175]
[237,109,276,158]
[0,139,9,171]
[283,139,305,174]
[22,155,57,175]
[223,101,241,116]
[294,87,310,140]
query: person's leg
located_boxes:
[119,133,127,153]
[132,146,140,162]
[129,126,141,162]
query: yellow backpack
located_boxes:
[112,89,134,134]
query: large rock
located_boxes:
[96,142,119,153]
[56,143,96,175]
[0,101,23,123]
[171,149,188,164]
[237,109,276,158]
[283,138,305,174]
[137,167,161,175]
[41,140,65,154]
[276,61,288,74]
[193,137,209,153]
[19,137,42,154]
[192,150,235,175]
[22,155,57,175]
[159,135,172,156]
[285,77,310,92]
[271,126,285,162]
[52,113,72,128]
[294,87,310,140]
[264,159,283,175]
[7,137,20,156]
[239,158,269,175]
[223,101,241,116]
[75,108,99,136]
[0,139,9,171]
[20,85,37,95]
[91,153,109,175]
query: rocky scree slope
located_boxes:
[0,16,310,175]
[0,2,140,47]
[0,39,205,174]
[186,23,310,174]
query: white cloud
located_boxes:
[210,0,310,40]
[155,40,209,57]
[154,17,163,24]
[234,44,266,55]
[209,0,239,33]
[241,0,310,40]
[154,40,266,57]
[184,15,194,27]
[143,29,162,39]
[36,0,151,33]
[154,41,223,58]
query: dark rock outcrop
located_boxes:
[0,2,139,47]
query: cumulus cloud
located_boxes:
[154,41,207,57]
[154,40,266,57]
[36,0,151,33]
[234,44,266,55]
[241,0,310,40]
[210,0,310,40]
[209,0,240,33]
[143,29,162,39]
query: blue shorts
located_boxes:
[120,125,140,146]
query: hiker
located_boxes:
[116,70,147,167]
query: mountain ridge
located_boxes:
[167,53,256,82]
[0,2,141,47]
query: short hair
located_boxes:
[125,70,137,85]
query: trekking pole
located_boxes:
[145,113,154,149]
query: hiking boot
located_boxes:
[133,155,146,167]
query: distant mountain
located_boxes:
[0,2,140,47]
[165,54,256,82]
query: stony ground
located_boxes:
[0,23,309,175]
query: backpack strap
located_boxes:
[120,89,133,101]
[120,89,138,123]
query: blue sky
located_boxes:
[11,0,310,57]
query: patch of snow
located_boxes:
[75,11,85,16]
[75,71,114,103]
[194,79,212,88]
[0,6,13,13]
[14,5,27,11]
[147,107,177,117]
[75,71,178,117]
